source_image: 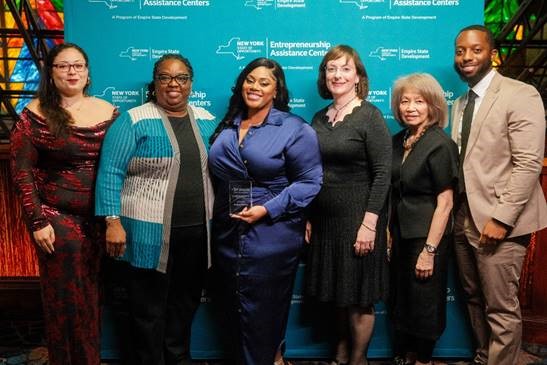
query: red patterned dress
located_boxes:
[10,107,117,365]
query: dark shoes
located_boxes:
[393,356,415,365]
[469,356,487,365]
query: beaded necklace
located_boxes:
[403,125,429,151]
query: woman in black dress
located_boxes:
[306,45,391,365]
[389,73,458,365]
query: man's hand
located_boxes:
[480,219,508,246]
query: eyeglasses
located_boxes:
[52,63,87,73]
[325,66,355,75]
[156,74,191,86]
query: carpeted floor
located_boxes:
[1,320,545,365]
[0,346,545,365]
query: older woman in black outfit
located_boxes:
[389,73,458,365]
[306,45,391,365]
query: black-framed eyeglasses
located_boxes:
[52,63,88,73]
[155,74,191,86]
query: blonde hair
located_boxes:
[391,73,448,128]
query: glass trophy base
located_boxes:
[229,180,253,214]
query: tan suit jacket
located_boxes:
[451,72,547,238]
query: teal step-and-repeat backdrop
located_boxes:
[65,0,483,359]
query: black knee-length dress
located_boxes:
[306,101,392,307]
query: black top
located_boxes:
[169,115,205,227]
[391,125,459,239]
[311,101,392,214]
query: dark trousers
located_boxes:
[124,224,207,365]
[393,330,436,363]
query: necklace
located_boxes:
[330,95,357,122]
[403,125,429,151]
[61,97,86,111]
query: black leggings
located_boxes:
[394,330,436,363]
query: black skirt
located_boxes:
[306,183,389,307]
[389,231,450,340]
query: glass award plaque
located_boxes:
[229,180,253,214]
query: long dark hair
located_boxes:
[209,58,290,144]
[37,43,90,136]
[146,53,194,103]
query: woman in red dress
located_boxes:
[10,43,117,365]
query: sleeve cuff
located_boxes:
[263,199,284,221]
[31,217,50,232]
[491,205,519,228]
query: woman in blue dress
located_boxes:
[208,58,323,365]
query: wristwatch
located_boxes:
[105,215,120,221]
[424,243,437,254]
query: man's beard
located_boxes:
[453,61,492,86]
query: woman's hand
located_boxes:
[33,224,55,254]
[231,205,268,224]
[417,187,451,277]
[387,230,392,262]
[354,225,375,256]
[305,221,312,244]
[415,250,434,279]
[105,219,126,258]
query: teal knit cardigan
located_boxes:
[95,102,216,272]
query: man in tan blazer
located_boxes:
[451,25,547,365]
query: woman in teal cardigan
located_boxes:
[95,53,216,365]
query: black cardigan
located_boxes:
[391,125,459,239]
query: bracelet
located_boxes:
[105,215,120,221]
[361,223,376,232]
